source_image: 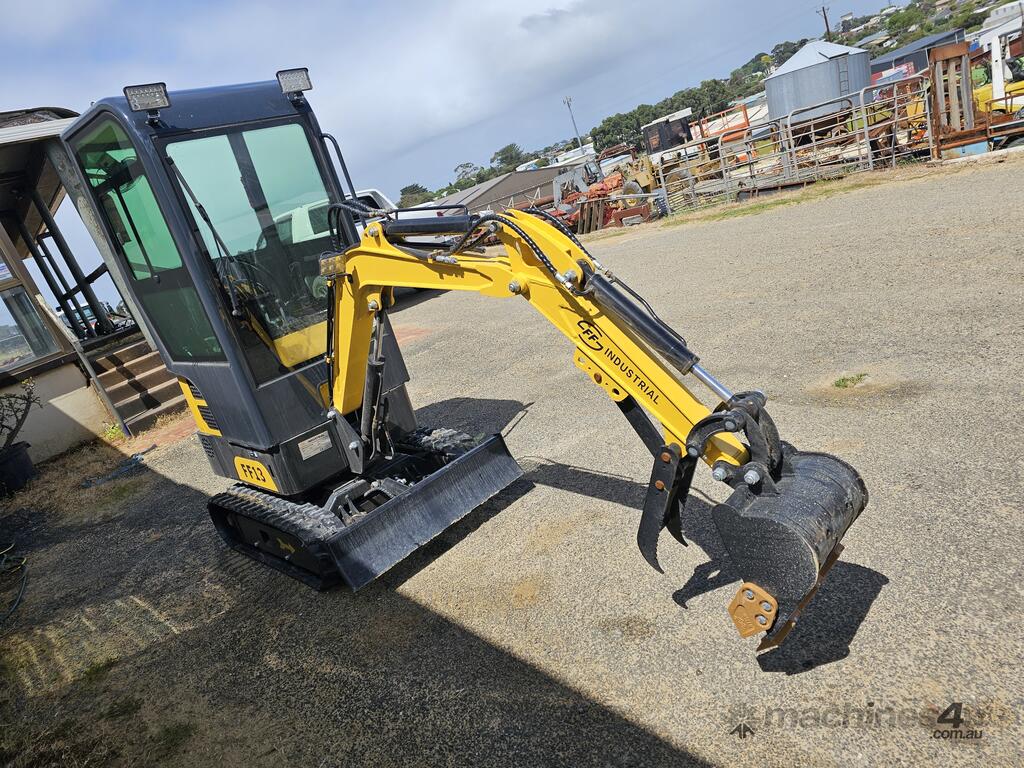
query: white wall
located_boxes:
[2,363,110,462]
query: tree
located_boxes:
[453,162,482,182]
[690,79,733,118]
[591,111,644,152]
[490,143,526,170]
[398,183,433,208]
[771,39,808,68]
[886,7,926,36]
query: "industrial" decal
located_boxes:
[576,320,661,404]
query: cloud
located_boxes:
[0,0,109,43]
[0,0,890,197]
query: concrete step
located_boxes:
[96,351,165,386]
[90,339,152,373]
[103,364,176,404]
[125,395,188,435]
[113,378,184,420]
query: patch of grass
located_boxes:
[0,725,116,767]
[10,439,157,524]
[833,373,868,389]
[0,652,17,681]
[11,442,127,512]
[81,657,117,685]
[102,695,142,720]
[664,176,883,228]
[101,422,126,443]
[151,722,194,759]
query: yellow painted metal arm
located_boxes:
[329,211,746,466]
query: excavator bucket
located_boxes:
[639,391,868,647]
[712,445,867,649]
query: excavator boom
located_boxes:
[64,75,866,650]
[311,204,868,647]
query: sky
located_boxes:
[1,0,892,305]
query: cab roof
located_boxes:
[63,80,304,141]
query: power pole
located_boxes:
[817,5,832,42]
[563,96,585,151]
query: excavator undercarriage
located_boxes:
[64,73,868,651]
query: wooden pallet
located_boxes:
[576,198,606,234]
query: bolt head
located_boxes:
[712,466,728,482]
[368,299,380,311]
[347,440,360,451]
[757,615,768,625]
[761,601,773,612]
[743,469,761,486]
[661,451,672,463]
[654,480,666,491]
[744,589,755,600]
[724,420,737,431]
[508,281,521,294]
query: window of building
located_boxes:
[0,285,60,372]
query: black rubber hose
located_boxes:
[449,213,563,281]
[524,206,598,262]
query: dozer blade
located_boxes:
[712,446,868,646]
[330,435,522,588]
[208,435,523,590]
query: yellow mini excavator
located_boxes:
[63,71,867,649]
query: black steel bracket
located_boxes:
[636,443,695,573]
[685,391,783,489]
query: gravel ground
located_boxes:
[2,157,1022,767]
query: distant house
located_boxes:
[977,1,1024,43]
[856,30,892,48]
[431,167,566,214]
[869,28,967,75]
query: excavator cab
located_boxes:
[63,75,524,589]
[63,73,867,650]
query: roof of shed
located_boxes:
[767,40,867,80]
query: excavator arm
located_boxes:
[318,206,868,649]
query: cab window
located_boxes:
[71,118,223,362]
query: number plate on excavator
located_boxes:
[233,456,278,491]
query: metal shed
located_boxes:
[765,40,872,122]
[870,29,965,75]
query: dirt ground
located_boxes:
[2,156,1023,767]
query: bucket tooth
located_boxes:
[727,582,778,638]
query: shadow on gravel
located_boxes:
[389,287,445,312]
[521,454,889,675]
[0,407,711,766]
[417,396,889,671]
[756,563,889,676]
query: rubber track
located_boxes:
[209,485,346,545]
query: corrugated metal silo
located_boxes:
[765,41,872,122]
